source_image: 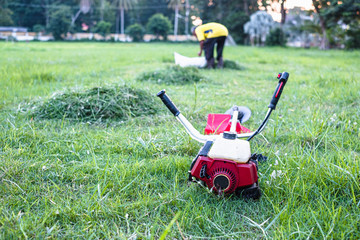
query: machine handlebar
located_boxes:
[157,90,181,116]
[268,72,289,110]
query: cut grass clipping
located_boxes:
[223,59,245,70]
[137,65,205,84]
[30,85,161,123]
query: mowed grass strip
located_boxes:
[0,42,359,239]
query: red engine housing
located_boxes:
[190,156,258,195]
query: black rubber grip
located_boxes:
[268,72,289,110]
[157,90,181,116]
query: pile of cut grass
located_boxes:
[223,59,245,70]
[30,85,161,123]
[137,65,205,84]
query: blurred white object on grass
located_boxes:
[174,52,206,68]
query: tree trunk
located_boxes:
[121,7,125,35]
[100,0,104,21]
[174,5,179,41]
[319,22,328,50]
[251,0,257,12]
[312,0,328,49]
[71,9,82,26]
[115,8,120,41]
[218,0,223,21]
[280,0,286,26]
[244,0,249,16]
[45,0,50,28]
[185,0,190,38]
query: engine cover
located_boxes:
[190,156,258,195]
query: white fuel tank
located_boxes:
[208,136,251,163]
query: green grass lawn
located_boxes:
[0,41,359,239]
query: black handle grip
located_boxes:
[157,90,181,116]
[268,72,289,110]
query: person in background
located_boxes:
[192,22,228,69]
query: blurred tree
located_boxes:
[321,0,360,25]
[146,13,172,40]
[129,0,169,28]
[266,0,287,25]
[266,27,286,46]
[94,20,111,38]
[197,0,262,23]
[311,0,360,49]
[312,0,329,49]
[90,0,116,32]
[285,7,313,48]
[99,0,105,21]
[0,0,14,26]
[184,0,190,37]
[273,0,286,25]
[345,20,360,49]
[112,0,137,36]
[49,5,72,40]
[125,23,145,41]
[322,0,360,48]
[71,0,92,27]
[8,0,47,28]
[244,11,275,46]
[280,0,286,25]
[33,24,45,37]
[168,0,183,41]
[223,11,249,43]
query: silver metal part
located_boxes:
[230,111,238,133]
[225,106,252,123]
[176,113,256,142]
[176,114,210,143]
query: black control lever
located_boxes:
[247,72,289,141]
[157,90,181,116]
[268,72,289,110]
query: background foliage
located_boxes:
[2,0,360,47]
[146,13,172,40]
[125,23,145,42]
[48,6,72,40]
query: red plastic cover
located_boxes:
[204,114,250,135]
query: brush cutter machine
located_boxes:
[157,72,289,199]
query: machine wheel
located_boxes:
[236,183,261,200]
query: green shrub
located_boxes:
[137,66,205,84]
[146,14,172,40]
[95,21,112,38]
[48,6,72,40]
[223,12,249,44]
[30,85,161,123]
[126,24,145,42]
[0,6,13,26]
[33,24,45,34]
[345,22,360,49]
[266,27,287,47]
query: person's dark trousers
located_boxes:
[204,36,227,68]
